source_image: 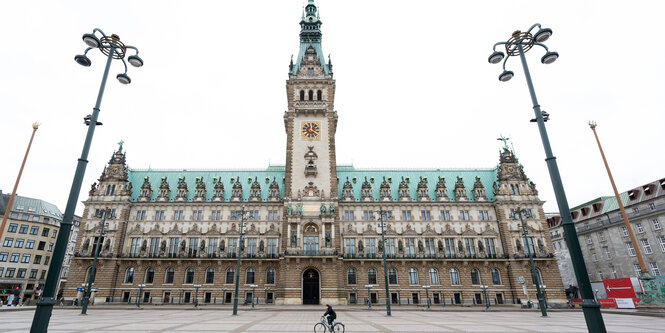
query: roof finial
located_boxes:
[496,135,509,150]
[118,139,124,152]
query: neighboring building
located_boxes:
[548,178,665,290]
[66,1,564,306]
[58,215,81,292]
[0,190,63,303]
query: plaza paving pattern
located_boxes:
[1,308,663,332]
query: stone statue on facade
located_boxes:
[291,232,297,247]
[82,239,90,252]
[516,239,522,252]
[329,205,335,215]
[259,240,265,253]
[140,240,147,255]
[296,204,303,215]
[418,240,424,253]
[320,204,326,214]
[458,240,464,254]
[478,240,485,253]
[325,231,331,247]
[287,204,293,215]
[103,239,110,252]
[398,240,404,253]
[378,239,384,252]
[358,240,364,252]
[160,240,167,254]
[219,239,225,252]
[438,240,444,252]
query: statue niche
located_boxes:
[304,146,318,177]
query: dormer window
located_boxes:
[581,207,590,216]
[644,185,653,196]
[592,203,602,213]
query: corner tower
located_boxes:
[284,0,337,202]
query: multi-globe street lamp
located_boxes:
[250,284,258,308]
[81,208,114,315]
[232,206,249,315]
[488,24,606,333]
[364,285,373,308]
[513,208,547,316]
[375,208,392,316]
[193,284,201,308]
[30,28,142,333]
[136,284,146,308]
[479,285,490,310]
[422,285,431,309]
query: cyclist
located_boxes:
[322,304,337,330]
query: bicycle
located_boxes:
[314,316,345,333]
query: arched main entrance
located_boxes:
[302,268,320,304]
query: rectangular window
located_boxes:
[42,228,50,237]
[34,255,41,264]
[208,238,218,255]
[598,231,605,242]
[445,238,456,257]
[633,207,639,215]
[155,210,165,221]
[228,238,238,256]
[130,238,141,256]
[44,256,50,265]
[424,238,435,256]
[135,210,146,221]
[40,270,46,279]
[48,242,53,251]
[365,238,375,256]
[591,252,598,262]
[621,226,629,237]
[659,236,665,253]
[37,241,45,250]
[168,238,180,256]
[385,238,396,256]
[464,238,476,256]
[174,210,184,221]
[32,216,40,222]
[14,239,24,248]
[19,225,29,233]
[421,210,431,221]
[650,262,661,276]
[653,219,662,231]
[585,235,593,245]
[401,211,412,221]
[440,210,450,221]
[636,223,645,233]
[248,210,259,220]
[7,224,18,233]
[523,237,535,254]
[246,238,257,256]
[211,210,222,220]
[459,210,470,221]
[649,203,656,211]
[0,252,7,261]
[26,239,35,249]
[267,210,278,221]
[634,263,642,276]
[51,230,57,238]
[3,238,13,247]
[10,253,19,262]
[30,226,38,235]
[479,210,489,221]
[362,210,374,221]
[626,242,636,256]
[267,238,278,255]
[5,268,15,277]
[149,238,160,256]
[29,269,38,279]
[345,238,356,255]
[344,211,355,221]
[603,246,611,259]
[188,238,199,256]
[484,238,496,256]
[641,239,653,254]
[405,238,416,257]
[21,254,31,263]
[192,210,203,220]
[230,211,239,220]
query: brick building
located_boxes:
[66,1,564,306]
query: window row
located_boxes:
[343,237,498,257]
[124,237,280,257]
[342,210,494,222]
[6,214,55,224]
[5,224,56,238]
[122,266,276,285]
[133,209,280,221]
[346,267,504,286]
[2,238,52,251]
[299,89,323,101]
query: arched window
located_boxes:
[450,268,460,285]
[164,267,174,284]
[316,90,322,101]
[225,268,235,284]
[124,267,135,283]
[246,268,255,284]
[470,268,481,285]
[388,268,398,285]
[491,268,501,285]
[266,268,275,284]
[367,268,377,284]
[205,268,215,284]
[185,267,195,284]
[299,90,305,101]
[429,268,439,285]
[347,268,357,285]
[308,90,314,100]
[408,268,418,285]
[145,267,155,284]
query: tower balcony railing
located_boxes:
[294,100,328,110]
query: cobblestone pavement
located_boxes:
[1,308,663,332]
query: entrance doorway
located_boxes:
[302,268,320,304]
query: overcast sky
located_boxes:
[1,0,663,217]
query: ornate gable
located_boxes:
[139,176,152,202]
[454,176,468,201]
[417,177,430,202]
[194,177,206,201]
[212,177,225,201]
[398,177,411,202]
[231,177,243,201]
[249,177,262,202]
[147,224,162,235]
[379,177,392,201]
[360,177,372,202]
[435,176,449,202]
[342,177,354,202]
[268,177,280,201]
[175,176,188,201]
[166,224,182,235]
[157,177,170,202]
[442,224,457,235]
[462,224,477,236]
[472,176,487,201]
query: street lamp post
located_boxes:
[489,24,606,333]
[514,208,547,316]
[441,290,445,308]
[81,208,113,315]
[193,285,201,308]
[250,284,258,308]
[232,206,248,315]
[30,28,142,333]
[480,285,490,310]
[423,285,431,309]
[136,284,145,308]
[222,288,227,305]
[375,208,392,316]
[364,285,373,308]
[179,289,183,305]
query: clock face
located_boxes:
[301,121,321,139]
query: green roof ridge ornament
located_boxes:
[496,135,509,150]
[117,139,124,152]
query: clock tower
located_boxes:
[284,0,337,203]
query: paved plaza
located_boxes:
[1,308,664,333]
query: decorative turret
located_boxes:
[454,176,468,201]
[231,176,243,202]
[494,147,538,199]
[94,141,130,199]
[417,176,429,202]
[398,177,411,202]
[435,176,449,202]
[249,177,261,202]
[212,177,224,202]
[194,177,206,201]
[175,176,188,202]
[290,0,332,77]
[472,176,487,201]
[361,177,372,202]
[268,177,280,201]
[342,177,354,202]
[379,177,392,202]
[157,177,170,202]
[138,176,152,202]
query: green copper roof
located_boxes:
[290,0,332,76]
[0,192,63,221]
[337,166,498,202]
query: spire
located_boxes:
[290,0,332,76]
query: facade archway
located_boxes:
[302,268,320,304]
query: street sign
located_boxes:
[517,276,525,284]
[76,288,85,292]
[603,278,636,299]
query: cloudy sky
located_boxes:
[1,0,663,216]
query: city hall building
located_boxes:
[67,1,564,306]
